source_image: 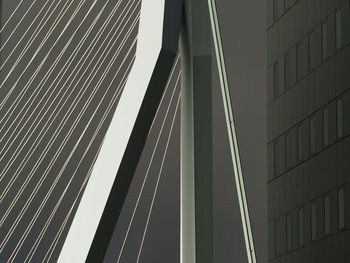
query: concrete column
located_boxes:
[180,0,213,262]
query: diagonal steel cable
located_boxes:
[0,7,140,211]
[0,0,137,162]
[0,0,65,72]
[0,0,91,109]
[7,50,136,263]
[0,0,41,50]
[0,29,139,252]
[0,0,140,186]
[41,136,106,263]
[24,55,134,263]
[117,62,180,263]
[136,92,181,263]
[0,0,26,34]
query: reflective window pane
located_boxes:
[337,99,343,138]
[339,189,345,230]
[311,202,317,240]
[336,10,342,50]
[323,108,329,147]
[299,208,304,246]
[310,116,316,154]
[286,214,292,250]
[275,219,280,255]
[322,22,328,60]
[298,125,303,162]
[274,62,279,98]
[285,52,290,89]
[324,196,330,235]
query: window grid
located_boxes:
[271,93,347,179]
[270,187,348,256]
[269,6,349,105]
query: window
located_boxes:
[336,10,342,50]
[310,116,316,154]
[339,188,345,230]
[307,35,311,72]
[322,21,328,60]
[286,214,292,250]
[275,219,280,255]
[323,108,329,147]
[296,42,302,80]
[297,125,303,162]
[274,140,279,176]
[273,0,277,21]
[286,133,291,169]
[311,202,317,240]
[324,196,330,235]
[309,31,315,70]
[273,0,279,21]
[337,99,343,138]
[285,52,290,89]
[273,62,279,98]
[299,208,304,246]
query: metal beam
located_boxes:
[207,1,257,262]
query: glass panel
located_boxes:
[324,196,330,235]
[286,133,291,169]
[309,33,314,70]
[275,219,280,255]
[274,140,279,176]
[296,42,302,80]
[323,108,329,147]
[322,21,328,60]
[285,52,290,89]
[339,188,345,230]
[274,62,279,98]
[299,208,304,246]
[311,202,317,240]
[286,214,292,250]
[298,125,303,162]
[336,10,342,50]
[337,99,343,138]
[310,116,316,154]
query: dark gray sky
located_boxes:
[213,0,267,262]
[0,0,267,262]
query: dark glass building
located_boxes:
[267,0,350,262]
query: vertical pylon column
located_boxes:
[180,0,213,262]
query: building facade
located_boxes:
[267,0,350,262]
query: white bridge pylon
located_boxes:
[59,0,256,262]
